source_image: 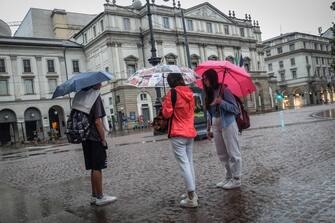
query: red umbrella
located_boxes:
[195,60,256,97]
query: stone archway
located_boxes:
[190,54,200,69]
[0,109,18,145]
[292,88,304,108]
[49,105,65,137]
[225,56,234,63]
[24,107,42,141]
[164,53,177,65]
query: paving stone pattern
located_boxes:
[0,104,334,223]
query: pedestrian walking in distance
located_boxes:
[72,83,117,206]
[162,73,198,208]
[202,69,242,189]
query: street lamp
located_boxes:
[145,0,191,114]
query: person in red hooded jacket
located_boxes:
[162,73,198,208]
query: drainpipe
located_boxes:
[63,47,72,108]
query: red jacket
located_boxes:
[162,86,197,138]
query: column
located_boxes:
[36,56,45,98]
[10,56,21,99]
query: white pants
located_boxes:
[212,117,242,178]
[170,137,196,192]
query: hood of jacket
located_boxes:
[174,86,193,103]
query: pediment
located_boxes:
[185,3,232,23]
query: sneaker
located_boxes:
[222,178,241,190]
[90,196,96,205]
[216,178,231,188]
[180,193,198,200]
[95,195,117,206]
[180,195,198,208]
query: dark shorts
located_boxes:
[82,140,107,170]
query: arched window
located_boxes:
[124,55,138,77]
[244,57,251,71]
[190,54,200,69]
[164,53,178,65]
[208,55,218,61]
[225,56,234,63]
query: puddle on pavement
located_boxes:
[314,109,335,118]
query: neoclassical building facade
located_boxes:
[263,32,334,108]
[73,1,275,129]
[0,1,275,144]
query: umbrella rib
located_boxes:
[226,70,246,96]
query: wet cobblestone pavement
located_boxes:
[0,104,335,223]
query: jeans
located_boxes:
[212,117,241,178]
[170,137,196,192]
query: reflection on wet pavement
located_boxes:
[313,109,335,119]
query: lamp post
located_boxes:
[146,0,162,114]
[177,1,191,68]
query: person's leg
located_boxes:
[185,138,196,199]
[221,122,241,189]
[212,117,232,180]
[91,171,97,197]
[170,137,195,193]
[221,122,241,178]
[92,169,103,198]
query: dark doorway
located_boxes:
[141,104,150,123]
[25,121,37,141]
[0,123,11,145]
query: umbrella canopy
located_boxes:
[195,60,256,97]
[52,71,113,99]
[127,64,199,88]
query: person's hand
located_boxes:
[207,131,212,141]
[213,96,222,104]
[101,139,107,147]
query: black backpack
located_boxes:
[234,95,250,133]
[66,109,90,144]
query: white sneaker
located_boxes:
[95,195,117,206]
[180,193,198,200]
[216,178,231,188]
[222,178,241,189]
[180,194,199,208]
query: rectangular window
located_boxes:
[24,79,34,94]
[140,93,147,101]
[224,25,229,35]
[84,33,87,43]
[317,67,320,76]
[0,80,8,95]
[206,22,213,33]
[314,43,318,50]
[240,28,245,37]
[290,58,295,66]
[279,61,284,69]
[123,18,130,30]
[127,64,136,76]
[163,17,170,29]
[47,59,55,73]
[109,97,113,105]
[268,63,273,71]
[72,60,80,73]
[277,47,283,54]
[116,95,120,103]
[306,56,309,64]
[105,67,109,72]
[48,78,57,93]
[93,26,97,37]
[187,19,193,31]
[280,73,285,81]
[292,70,297,79]
[0,59,5,72]
[23,59,31,73]
[100,20,104,32]
[266,50,271,57]
[316,57,319,64]
[321,57,325,65]
[289,43,295,51]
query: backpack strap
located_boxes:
[168,88,177,138]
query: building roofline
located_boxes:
[73,12,104,38]
[263,32,330,43]
[0,36,82,48]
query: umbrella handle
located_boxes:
[163,73,166,96]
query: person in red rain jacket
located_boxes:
[162,73,198,208]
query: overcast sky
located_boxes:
[1,0,334,40]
